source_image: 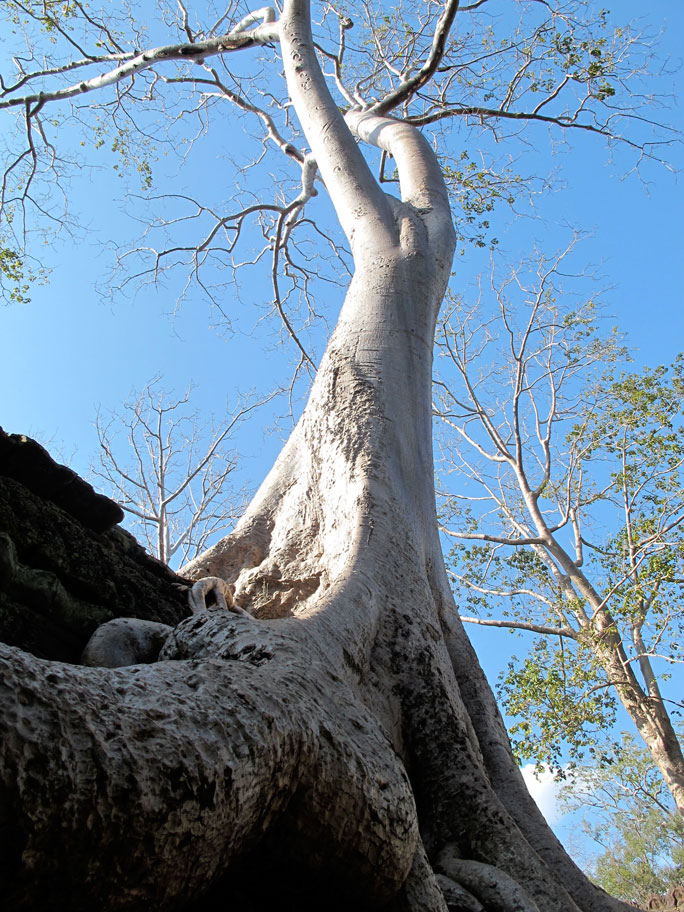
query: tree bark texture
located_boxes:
[0,1,637,909]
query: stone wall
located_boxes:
[0,428,190,663]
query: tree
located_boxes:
[434,253,684,813]
[559,732,684,907]
[92,378,256,569]
[0,1,675,910]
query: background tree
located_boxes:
[92,378,258,568]
[0,1,677,910]
[559,731,684,907]
[435,251,684,812]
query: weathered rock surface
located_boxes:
[648,887,684,910]
[0,428,124,532]
[0,429,190,663]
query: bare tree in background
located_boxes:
[434,248,684,813]
[92,379,255,568]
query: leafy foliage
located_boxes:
[441,151,520,249]
[501,637,617,771]
[493,357,684,769]
[560,732,684,906]
[0,229,47,304]
[0,244,31,303]
[436,256,684,798]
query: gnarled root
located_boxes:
[1,616,419,910]
[434,874,484,912]
[390,840,449,912]
[436,846,541,912]
[188,576,250,616]
[81,576,251,669]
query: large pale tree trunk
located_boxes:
[0,1,635,910]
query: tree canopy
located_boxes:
[560,730,684,906]
[1,0,675,324]
[436,256,684,810]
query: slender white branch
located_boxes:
[0,14,280,111]
[371,0,461,116]
[447,529,545,546]
[229,7,277,35]
[459,615,577,638]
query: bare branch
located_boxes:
[92,380,269,567]
[0,15,279,112]
[371,0,461,116]
[459,615,577,639]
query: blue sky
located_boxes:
[3,2,681,473]
[1,0,683,855]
